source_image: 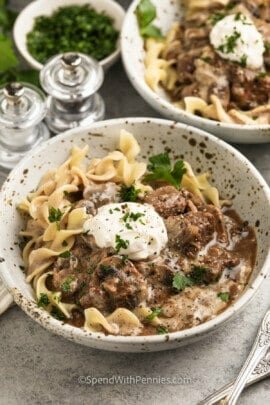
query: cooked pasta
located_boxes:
[18,131,257,336]
[143,0,270,125]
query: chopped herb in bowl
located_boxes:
[26,5,119,64]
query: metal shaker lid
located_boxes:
[40,52,104,102]
[0,82,47,129]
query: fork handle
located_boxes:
[199,365,270,405]
[225,310,270,405]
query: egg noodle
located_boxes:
[144,0,270,125]
[18,130,223,335]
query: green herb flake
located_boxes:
[209,12,226,25]
[61,276,74,293]
[99,264,116,276]
[48,207,63,223]
[200,56,212,64]
[37,293,49,308]
[189,266,208,284]
[218,31,241,54]
[146,307,162,321]
[172,273,193,292]
[51,306,66,321]
[217,292,230,302]
[59,250,71,259]
[120,184,141,202]
[239,54,247,67]
[144,153,186,189]
[156,325,168,335]
[256,72,267,79]
[265,42,270,53]
[115,234,129,253]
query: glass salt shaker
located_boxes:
[40,52,105,134]
[0,82,49,170]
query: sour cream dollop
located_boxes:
[210,13,265,70]
[84,202,168,261]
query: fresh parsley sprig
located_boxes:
[136,0,163,39]
[144,152,186,189]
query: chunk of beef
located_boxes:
[197,246,240,282]
[79,256,148,312]
[202,205,228,243]
[165,209,216,258]
[194,59,230,107]
[52,237,112,300]
[230,66,270,110]
[144,186,203,218]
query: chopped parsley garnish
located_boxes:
[146,307,162,321]
[156,325,168,335]
[61,276,74,293]
[87,267,94,275]
[59,250,71,259]
[201,56,212,64]
[51,306,66,321]
[173,266,209,292]
[136,0,163,39]
[120,255,128,266]
[189,266,208,284]
[209,12,226,25]
[144,153,186,189]
[234,12,252,25]
[99,264,116,276]
[218,31,241,54]
[265,42,270,53]
[122,211,145,229]
[27,5,119,63]
[256,72,267,79]
[120,184,141,202]
[48,207,63,223]
[217,292,230,302]
[239,54,247,67]
[37,293,49,308]
[115,234,129,253]
[172,273,193,291]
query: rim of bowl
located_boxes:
[121,0,270,132]
[1,117,270,346]
[13,0,125,71]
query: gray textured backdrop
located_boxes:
[1,1,270,404]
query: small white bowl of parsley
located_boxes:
[13,0,125,71]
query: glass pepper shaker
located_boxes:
[0,82,49,170]
[40,52,105,134]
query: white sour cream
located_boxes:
[84,202,168,260]
[210,13,265,70]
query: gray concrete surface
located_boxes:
[1,1,270,404]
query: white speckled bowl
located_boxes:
[1,118,270,352]
[121,0,270,144]
[14,0,125,71]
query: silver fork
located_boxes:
[200,309,270,405]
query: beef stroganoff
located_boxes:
[18,130,257,336]
[143,0,270,125]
